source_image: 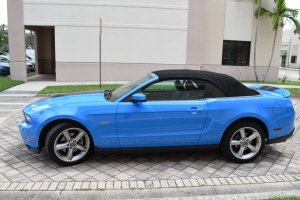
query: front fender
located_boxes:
[25,101,120,149]
[36,115,94,138]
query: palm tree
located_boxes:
[253,0,262,82]
[255,0,300,82]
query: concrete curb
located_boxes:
[0,182,300,199]
[0,174,299,191]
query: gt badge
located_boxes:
[101,122,110,125]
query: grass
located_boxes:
[262,196,300,200]
[0,72,36,92]
[283,88,300,95]
[27,72,36,77]
[38,84,300,95]
[38,84,195,94]
[0,76,24,92]
[38,84,123,94]
[242,79,300,86]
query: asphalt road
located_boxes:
[0,96,39,124]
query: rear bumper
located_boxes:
[267,128,295,144]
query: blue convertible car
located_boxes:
[19,70,295,165]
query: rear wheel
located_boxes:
[45,122,92,166]
[221,121,265,163]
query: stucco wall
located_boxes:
[224,1,253,41]
[201,0,225,65]
[24,0,189,64]
[7,0,27,82]
[20,0,282,82]
[249,0,282,69]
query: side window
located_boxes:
[145,80,176,90]
[204,82,227,98]
[140,79,206,101]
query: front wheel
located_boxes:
[221,121,265,163]
[45,122,92,166]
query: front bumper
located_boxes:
[26,145,41,153]
[267,128,295,144]
[19,120,40,153]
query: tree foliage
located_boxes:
[255,0,300,82]
[0,24,9,53]
[0,25,35,53]
[25,31,34,49]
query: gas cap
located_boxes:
[273,103,282,115]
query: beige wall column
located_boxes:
[7,0,27,82]
[186,0,204,68]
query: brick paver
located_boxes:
[0,97,300,190]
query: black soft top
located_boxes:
[152,69,258,97]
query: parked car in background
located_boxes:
[26,55,35,72]
[19,70,295,166]
[1,55,32,73]
[0,56,10,76]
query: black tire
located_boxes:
[45,122,92,166]
[221,121,265,163]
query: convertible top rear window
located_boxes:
[204,82,226,98]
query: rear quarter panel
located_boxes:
[197,95,295,145]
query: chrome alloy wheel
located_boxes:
[54,128,90,162]
[229,127,262,160]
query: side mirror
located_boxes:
[131,93,146,102]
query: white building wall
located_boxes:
[21,0,281,82]
[224,1,253,41]
[24,0,188,64]
[281,27,300,68]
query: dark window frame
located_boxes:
[222,40,251,66]
[291,56,297,63]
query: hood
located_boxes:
[24,90,108,115]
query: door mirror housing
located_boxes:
[131,93,146,102]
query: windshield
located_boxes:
[109,74,153,102]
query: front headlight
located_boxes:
[24,114,31,123]
[0,67,3,69]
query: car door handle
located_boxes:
[188,108,204,114]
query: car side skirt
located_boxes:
[95,145,219,154]
[267,128,295,144]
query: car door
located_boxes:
[116,79,208,148]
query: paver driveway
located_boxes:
[0,97,300,184]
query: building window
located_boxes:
[291,56,297,63]
[222,41,251,66]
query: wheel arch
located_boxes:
[38,119,93,150]
[221,117,269,143]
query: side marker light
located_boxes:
[273,128,282,131]
[26,138,35,141]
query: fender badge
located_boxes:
[101,122,110,125]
